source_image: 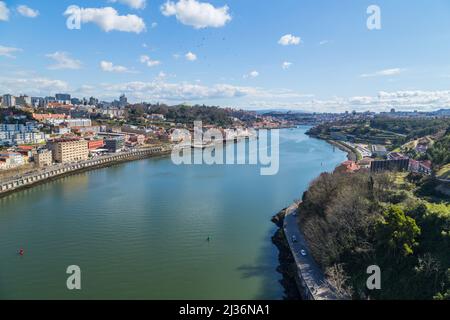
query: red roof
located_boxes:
[421,160,432,169]
[18,145,34,151]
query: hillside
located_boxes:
[297,171,450,300]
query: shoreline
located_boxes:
[305,130,356,161]
[271,208,303,300]
[271,132,349,300]
[0,146,172,199]
[324,139,357,161]
[271,204,340,300]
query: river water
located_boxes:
[0,127,346,299]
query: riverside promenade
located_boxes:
[283,203,339,300]
[0,146,171,196]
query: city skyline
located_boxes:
[1,0,450,112]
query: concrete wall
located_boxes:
[0,147,168,195]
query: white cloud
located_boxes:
[244,71,259,79]
[17,5,39,18]
[161,0,231,29]
[319,40,330,45]
[185,51,197,61]
[0,45,22,58]
[282,62,292,70]
[278,34,301,46]
[100,81,259,101]
[100,60,131,73]
[249,89,450,113]
[0,77,69,95]
[109,0,146,10]
[0,1,9,21]
[157,71,167,79]
[63,6,146,33]
[46,52,82,70]
[151,22,158,28]
[360,68,404,78]
[140,55,161,67]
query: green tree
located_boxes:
[377,206,421,257]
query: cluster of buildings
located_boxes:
[0,91,191,173]
[0,123,46,146]
[1,93,129,110]
[336,151,433,176]
[0,129,148,171]
[380,108,450,119]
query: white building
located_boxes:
[16,95,32,107]
[0,123,46,146]
[371,145,388,157]
[0,153,25,170]
[2,94,16,107]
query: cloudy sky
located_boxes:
[1,0,450,112]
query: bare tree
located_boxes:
[325,264,353,299]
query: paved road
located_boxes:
[284,204,339,300]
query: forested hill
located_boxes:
[297,171,450,300]
[427,127,450,168]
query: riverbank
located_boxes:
[271,208,302,300]
[325,140,357,161]
[305,131,356,162]
[272,204,340,300]
[0,146,172,198]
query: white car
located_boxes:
[292,235,297,243]
[300,249,307,257]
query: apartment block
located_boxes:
[47,138,89,163]
[35,149,53,167]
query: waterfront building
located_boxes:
[47,138,89,163]
[0,153,25,170]
[127,134,145,146]
[87,139,104,150]
[35,149,53,167]
[104,136,125,153]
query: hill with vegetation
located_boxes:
[427,127,450,170]
[297,171,450,299]
[307,117,450,149]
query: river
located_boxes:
[0,127,346,299]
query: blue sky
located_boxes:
[1,0,450,112]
